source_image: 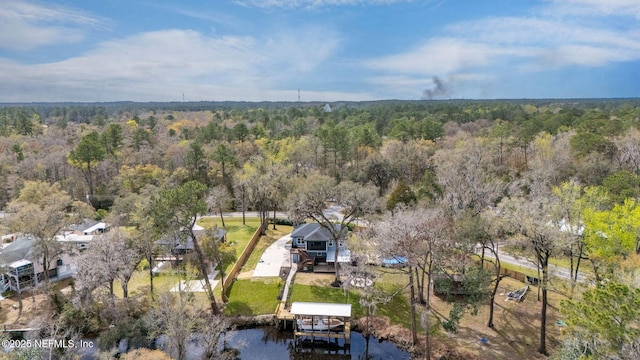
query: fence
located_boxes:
[482,261,536,284]
[221,221,267,294]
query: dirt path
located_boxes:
[2,291,49,327]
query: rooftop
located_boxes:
[291,223,343,241]
[0,234,36,265]
[9,259,32,269]
[290,302,352,317]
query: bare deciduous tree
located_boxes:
[615,129,640,173]
[145,278,232,360]
[7,181,93,283]
[288,174,380,285]
[207,185,232,228]
[145,292,198,360]
[75,229,139,306]
[372,206,450,347]
[433,138,505,217]
[497,195,563,355]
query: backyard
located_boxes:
[1,218,572,359]
[206,221,570,359]
[109,216,262,301]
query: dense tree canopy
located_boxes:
[2,99,640,359]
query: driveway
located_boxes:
[252,234,291,278]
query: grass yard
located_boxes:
[110,217,269,309]
[224,278,282,316]
[113,268,221,310]
[287,264,569,359]
[372,269,414,329]
[288,283,364,318]
[289,270,412,328]
[499,245,594,278]
[113,269,183,298]
[197,216,261,275]
[499,261,540,278]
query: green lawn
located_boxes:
[113,216,260,301]
[372,269,414,329]
[288,283,364,318]
[197,216,261,275]
[498,261,540,278]
[113,269,183,298]
[224,278,282,316]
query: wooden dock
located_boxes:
[274,263,351,353]
[288,302,352,348]
[293,321,351,343]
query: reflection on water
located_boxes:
[79,327,410,360]
[223,327,410,360]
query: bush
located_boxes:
[137,259,150,271]
[98,317,149,351]
[268,218,294,226]
[95,209,109,221]
[60,303,102,335]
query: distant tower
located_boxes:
[183,93,185,102]
[298,88,301,103]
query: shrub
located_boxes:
[268,218,294,226]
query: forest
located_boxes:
[1,98,640,359]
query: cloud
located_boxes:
[363,0,640,99]
[0,0,107,51]
[444,16,640,69]
[365,38,529,75]
[234,0,415,9]
[0,27,348,102]
[545,0,640,18]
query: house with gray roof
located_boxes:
[68,218,109,235]
[0,233,78,293]
[0,234,38,292]
[290,223,350,272]
[156,224,227,257]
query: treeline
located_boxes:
[0,99,639,209]
[2,98,640,358]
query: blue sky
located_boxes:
[0,0,639,102]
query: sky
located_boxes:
[0,0,639,102]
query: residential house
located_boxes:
[0,234,76,292]
[290,223,350,272]
[56,218,110,252]
[0,219,110,292]
[68,218,109,235]
[156,224,227,257]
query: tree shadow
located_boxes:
[224,301,253,316]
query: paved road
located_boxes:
[201,211,289,219]
[478,245,592,284]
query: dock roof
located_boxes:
[290,302,352,317]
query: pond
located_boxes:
[78,327,411,360]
